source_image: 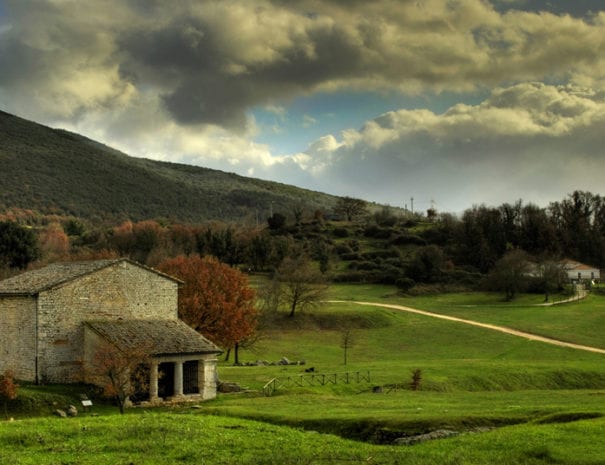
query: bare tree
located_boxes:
[274,255,330,317]
[86,341,151,414]
[487,249,530,301]
[340,328,356,366]
[535,259,567,302]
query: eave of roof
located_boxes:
[85,319,222,356]
[0,258,183,296]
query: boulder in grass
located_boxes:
[66,405,78,417]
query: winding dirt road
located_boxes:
[328,300,605,355]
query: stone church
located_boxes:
[0,259,222,401]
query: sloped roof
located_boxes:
[0,259,181,296]
[561,259,600,271]
[86,319,222,356]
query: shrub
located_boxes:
[348,261,380,271]
[267,213,287,230]
[332,227,349,238]
[374,208,398,227]
[347,240,361,252]
[395,277,415,292]
[441,269,483,287]
[363,225,393,239]
[334,244,353,255]
[375,267,405,285]
[362,250,394,260]
[333,270,383,283]
[410,369,422,391]
[390,234,427,246]
[383,257,405,268]
[0,370,19,418]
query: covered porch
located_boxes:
[149,355,218,401]
[85,319,222,403]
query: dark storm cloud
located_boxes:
[115,5,367,129]
[2,0,605,130]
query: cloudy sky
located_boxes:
[1,0,605,214]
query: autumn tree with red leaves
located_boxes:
[0,370,19,419]
[158,255,258,364]
[39,222,70,261]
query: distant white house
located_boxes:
[561,260,600,283]
[524,259,600,284]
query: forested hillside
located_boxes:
[0,110,337,223]
[1,110,604,297]
[2,190,604,300]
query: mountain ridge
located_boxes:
[0,110,339,223]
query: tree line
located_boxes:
[451,191,605,273]
[2,190,605,292]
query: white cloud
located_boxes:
[302,114,317,128]
[296,83,605,211]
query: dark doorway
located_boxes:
[158,362,175,398]
[183,360,199,394]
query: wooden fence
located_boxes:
[263,370,371,396]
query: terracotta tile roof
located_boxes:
[86,319,222,356]
[561,260,599,271]
[0,259,180,296]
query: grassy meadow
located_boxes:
[2,284,605,464]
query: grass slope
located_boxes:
[2,399,605,464]
[0,110,337,222]
[3,287,605,464]
[208,287,605,455]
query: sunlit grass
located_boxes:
[4,285,605,464]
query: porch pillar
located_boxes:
[149,360,159,402]
[174,360,184,397]
[201,357,218,400]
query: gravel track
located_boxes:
[328,300,605,355]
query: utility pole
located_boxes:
[410,197,414,215]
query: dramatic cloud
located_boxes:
[1,1,605,211]
[303,82,605,211]
[3,0,605,128]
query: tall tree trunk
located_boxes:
[118,395,125,414]
[233,343,240,365]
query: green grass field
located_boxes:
[2,285,605,464]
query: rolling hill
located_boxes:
[0,110,338,223]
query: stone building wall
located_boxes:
[37,261,179,382]
[0,295,37,381]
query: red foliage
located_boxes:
[0,370,19,417]
[0,370,18,401]
[158,255,258,351]
[39,222,70,260]
[87,342,150,414]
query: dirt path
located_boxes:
[328,300,605,355]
